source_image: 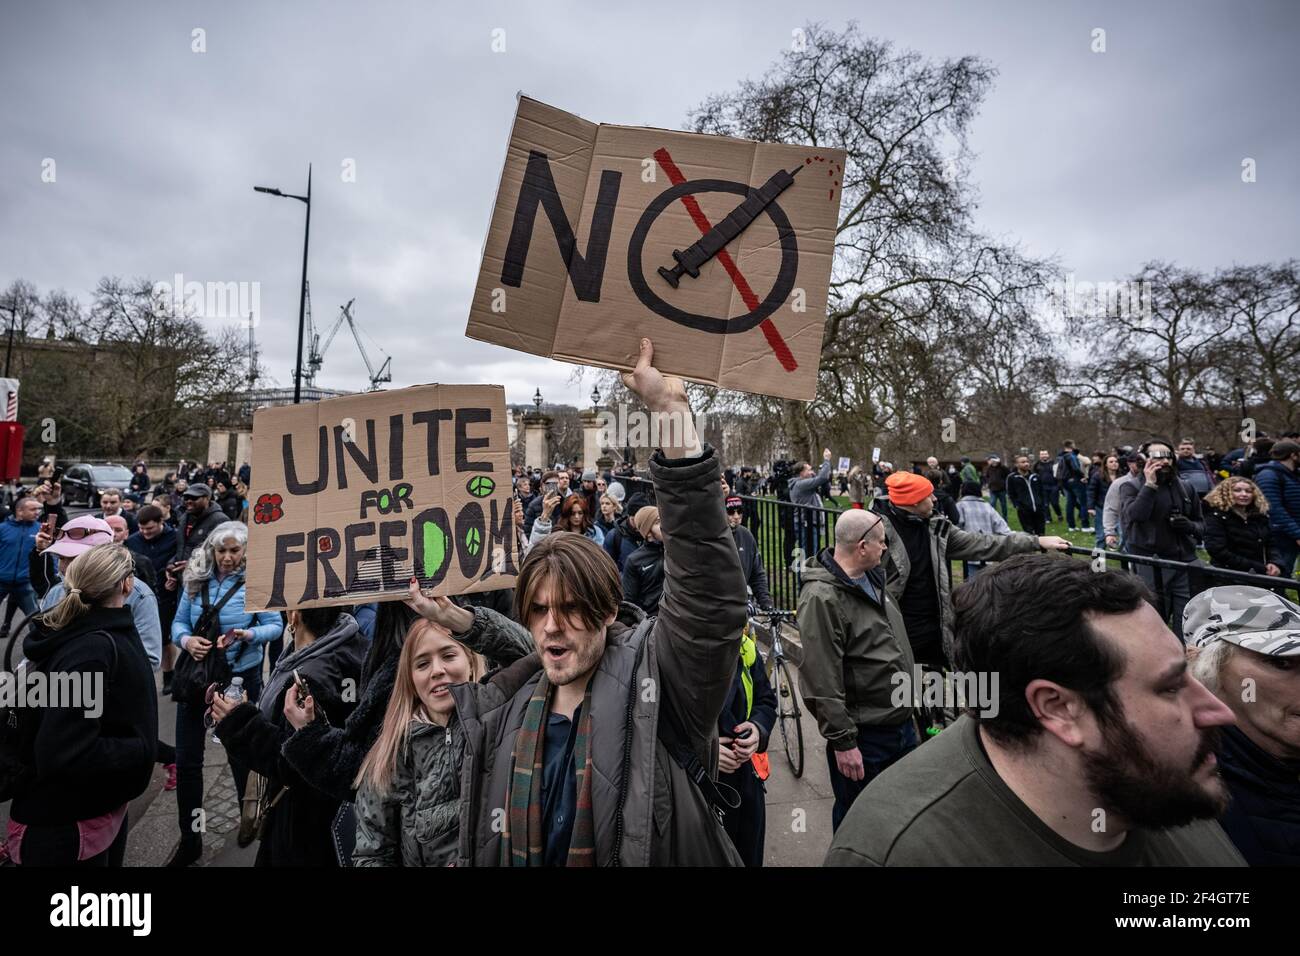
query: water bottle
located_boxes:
[212,676,245,744]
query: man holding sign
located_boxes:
[416,339,748,866]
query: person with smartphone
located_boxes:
[0,495,43,643]
[523,470,568,537]
[167,521,283,867]
[1116,439,1206,639]
[208,604,368,866]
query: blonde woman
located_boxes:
[1203,477,1281,576]
[352,584,533,866]
[7,544,156,866]
[595,492,621,539]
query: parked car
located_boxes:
[60,463,134,507]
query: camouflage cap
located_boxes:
[1183,586,1300,656]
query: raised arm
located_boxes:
[622,339,746,757]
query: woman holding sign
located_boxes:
[166,521,283,868]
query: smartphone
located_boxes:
[42,514,56,536]
[292,668,310,704]
[545,480,558,495]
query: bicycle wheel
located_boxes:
[3,618,31,673]
[772,659,805,778]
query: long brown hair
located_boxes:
[513,533,620,632]
[560,494,593,534]
[353,619,485,795]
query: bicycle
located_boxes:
[749,607,805,779]
[2,615,35,674]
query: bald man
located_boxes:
[797,508,919,830]
[106,514,157,591]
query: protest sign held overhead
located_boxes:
[244,384,516,612]
[466,96,845,401]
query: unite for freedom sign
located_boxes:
[466,96,845,401]
[244,385,516,612]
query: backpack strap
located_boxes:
[656,677,741,814]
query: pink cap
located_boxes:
[46,515,114,559]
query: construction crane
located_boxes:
[302,281,323,388]
[314,298,393,391]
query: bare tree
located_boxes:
[0,279,41,336]
[688,22,1059,462]
[1212,262,1300,433]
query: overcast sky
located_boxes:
[2,0,1296,408]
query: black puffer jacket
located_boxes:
[215,614,368,866]
[174,502,227,563]
[11,606,157,826]
[1217,725,1300,866]
[602,512,643,571]
[622,539,665,614]
[730,524,771,609]
[1203,508,1272,575]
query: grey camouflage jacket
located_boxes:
[351,606,534,867]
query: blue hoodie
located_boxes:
[0,515,39,585]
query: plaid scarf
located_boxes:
[503,673,596,867]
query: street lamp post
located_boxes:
[3,298,16,378]
[254,165,312,404]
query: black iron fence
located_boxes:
[614,477,1300,620]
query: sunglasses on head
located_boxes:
[858,514,884,543]
[54,526,106,541]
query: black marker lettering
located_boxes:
[412,409,452,476]
[378,520,409,592]
[344,522,377,592]
[304,528,343,604]
[455,408,492,472]
[333,419,379,489]
[455,502,485,579]
[501,150,620,302]
[486,497,517,578]
[269,532,305,608]
[283,427,329,495]
[388,413,404,482]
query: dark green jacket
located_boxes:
[797,550,914,751]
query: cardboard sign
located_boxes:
[837,457,851,472]
[466,96,845,401]
[245,385,516,611]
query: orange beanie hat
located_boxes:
[886,472,934,506]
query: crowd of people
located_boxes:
[2,352,1297,869]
